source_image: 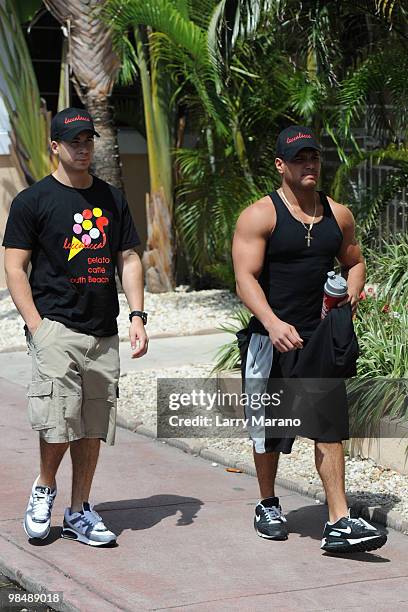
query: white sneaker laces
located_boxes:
[263,505,284,523]
[82,506,105,531]
[32,490,53,521]
[349,516,372,529]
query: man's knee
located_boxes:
[40,438,69,453]
[315,440,343,452]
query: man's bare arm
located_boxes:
[117,248,148,358]
[4,248,42,334]
[330,200,366,314]
[232,197,303,352]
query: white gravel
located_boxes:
[118,364,408,523]
[0,286,239,351]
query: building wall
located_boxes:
[121,153,149,252]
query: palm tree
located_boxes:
[102,0,231,291]
[0,0,56,184]
[43,0,123,189]
[102,0,274,290]
[263,0,408,243]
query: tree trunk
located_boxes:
[85,94,123,190]
[142,188,175,292]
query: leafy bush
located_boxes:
[347,295,408,435]
[211,307,251,373]
[353,296,407,379]
[365,235,408,304]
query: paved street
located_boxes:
[0,334,408,611]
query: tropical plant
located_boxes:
[43,0,123,189]
[14,0,43,24]
[212,307,251,373]
[262,1,408,234]
[102,0,276,290]
[175,146,259,289]
[102,0,185,291]
[365,236,408,303]
[322,3,408,231]
[101,0,408,289]
[330,148,408,242]
[0,0,56,184]
[348,295,408,436]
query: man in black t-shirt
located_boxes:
[3,107,148,547]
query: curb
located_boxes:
[0,538,118,612]
[0,328,225,354]
[118,419,408,536]
[139,328,225,340]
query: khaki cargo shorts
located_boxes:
[25,317,120,445]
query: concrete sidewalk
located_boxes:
[1,375,408,611]
[0,332,231,389]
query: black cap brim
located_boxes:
[51,126,100,142]
[282,143,321,161]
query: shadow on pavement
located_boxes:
[24,495,202,547]
[95,494,203,536]
[286,504,390,562]
[28,526,62,546]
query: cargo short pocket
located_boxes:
[59,389,82,424]
[27,380,56,431]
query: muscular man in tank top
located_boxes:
[232,126,387,553]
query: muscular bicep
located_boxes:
[333,204,365,269]
[4,247,32,273]
[232,199,275,280]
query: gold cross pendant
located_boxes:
[305,233,313,247]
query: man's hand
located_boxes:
[28,316,43,336]
[267,319,303,353]
[129,317,148,358]
[337,290,360,316]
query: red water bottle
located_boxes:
[321,271,348,319]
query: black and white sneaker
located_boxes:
[321,510,387,553]
[254,496,288,540]
[24,476,57,540]
[61,502,117,547]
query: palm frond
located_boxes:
[103,0,207,62]
[330,145,408,240]
[175,145,257,275]
[334,47,408,144]
[0,0,54,183]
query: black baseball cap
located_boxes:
[51,107,100,142]
[276,125,321,161]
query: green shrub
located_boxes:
[212,307,251,373]
[365,235,408,305]
[348,295,408,436]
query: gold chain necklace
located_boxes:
[279,188,317,247]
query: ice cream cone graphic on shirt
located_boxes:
[68,208,109,260]
[68,236,85,261]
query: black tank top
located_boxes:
[249,190,343,335]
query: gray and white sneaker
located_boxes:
[61,502,117,546]
[24,476,57,540]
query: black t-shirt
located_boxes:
[2,174,140,336]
